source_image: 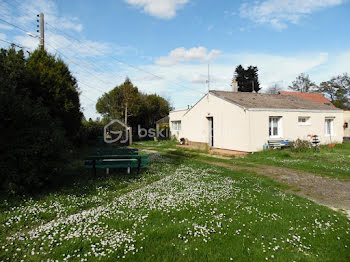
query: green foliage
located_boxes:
[0,93,67,193]
[0,46,82,193]
[234,65,261,92]
[96,77,140,120]
[25,49,82,142]
[289,73,317,93]
[1,152,349,261]
[290,139,312,152]
[80,119,105,144]
[96,78,170,134]
[136,93,170,129]
[316,73,350,109]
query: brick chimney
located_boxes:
[232,78,238,92]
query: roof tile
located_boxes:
[279,91,335,107]
[210,90,340,111]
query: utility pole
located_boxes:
[37,13,44,49]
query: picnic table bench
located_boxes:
[267,139,292,149]
[93,147,139,155]
[85,148,148,175]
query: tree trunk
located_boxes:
[124,102,128,125]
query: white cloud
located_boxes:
[75,49,350,119]
[231,52,329,87]
[0,33,6,40]
[0,0,141,120]
[16,0,83,32]
[240,0,345,30]
[124,0,189,19]
[0,24,13,31]
[156,46,222,66]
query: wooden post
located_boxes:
[129,127,132,145]
[40,13,44,49]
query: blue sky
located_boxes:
[0,0,350,119]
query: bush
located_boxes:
[0,94,68,193]
[291,139,312,152]
[0,46,80,194]
[80,120,105,144]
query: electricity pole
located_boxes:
[37,13,44,49]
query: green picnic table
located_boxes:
[85,148,148,175]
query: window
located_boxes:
[325,118,334,136]
[298,116,310,125]
[171,121,181,131]
[269,117,282,137]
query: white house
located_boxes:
[169,90,344,152]
[169,108,188,140]
[344,110,350,140]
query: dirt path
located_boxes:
[140,148,350,218]
[199,159,350,219]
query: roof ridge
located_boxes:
[209,90,340,111]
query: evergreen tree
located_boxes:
[0,46,71,193]
[26,49,82,142]
[234,65,260,92]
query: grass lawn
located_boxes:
[135,141,350,180]
[1,150,349,261]
[237,142,350,180]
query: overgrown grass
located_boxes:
[239,142,350,180]
[1,151,349,261]
[134,141,350,180]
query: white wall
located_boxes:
[181,93,251,152]
[249,110,344,151]
[174,93,344,152]
[169,109,188,139]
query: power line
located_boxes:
[44,38,116,88]
[0,0,119,86]
[2,0,206,94]
[44,22,206,95]
[0,5,206,95]
[0,17,28,34]
[0,37,100,107]
[0,23,104,104]
[0,38,30,49]
[0,15,115,93]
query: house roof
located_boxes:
[209,90,341,111]
[156,116,169,124]
[278,91,335,107]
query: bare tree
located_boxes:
[289,73,317,93]
[265,83,283,94]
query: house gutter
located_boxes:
[247,108,343,113]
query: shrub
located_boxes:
[280,151,291,158]
[291,139,312,152]
[79,120,105,145]
[0,46,80,194]
[0,94,68,193]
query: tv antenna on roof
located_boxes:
[206,64,210,92]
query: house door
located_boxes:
[208,117,214,147]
